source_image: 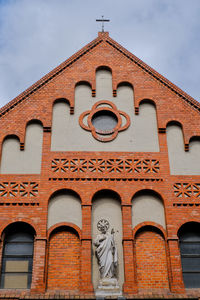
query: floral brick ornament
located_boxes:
[79,100,130,142]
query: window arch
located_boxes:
[178,222,200,288]
[1,223,35,289]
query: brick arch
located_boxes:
[131,189,166,231]
[189,136,200,150]
[26,119,44,127]
[21,119,43,145]
[91,188,121,203]
[47,225,81,292]
[135,225,169,291]
[96,65,112,73]
[47,222,82,240]
[48,188,82,204]
[47,189,82,230]
[0,219,37,239]
[131,189,165,204]
[52,97,71,107]
[166,120,183,128]
[0,134,21,156]
[133,222,167,240]
[138,98,156,107]
[2,134,20,144]
[75,80,92,89]
[166,120,200,174]
[117,81,134,89]
[177,220,200,237]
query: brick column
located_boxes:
[122,205,137,294]
[31,238,46,292]
[80,205,93,294]
[0,239,3,277]
[167,239,185,293]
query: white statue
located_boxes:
[94,219,118,279]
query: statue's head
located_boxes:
[97,219,110,234]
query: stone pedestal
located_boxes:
[95,278,122,297]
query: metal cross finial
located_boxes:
[96,15,110,32]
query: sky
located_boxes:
[0,0,200,108]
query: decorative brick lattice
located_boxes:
[0,182,39,198]
[174,183,200,198]
[51,158,160,174]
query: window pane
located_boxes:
[5,260,29,273]
[6,233,33,242]
[3,273,28,289]
[183,272,200,288]
[92,111,118,131]
[5,243,33,256]
[180,242,200,255]
[180,228,200,241]
[1,228,34,289]
[182,257,200,272]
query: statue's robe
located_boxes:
[94,232,118,278]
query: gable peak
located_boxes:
[98,31,109,38]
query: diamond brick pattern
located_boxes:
[0,182,39,198]
[51,158,160,175]
[174,183,200,198]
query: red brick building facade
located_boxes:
[0,31,200,299]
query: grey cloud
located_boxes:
[0,0,199,107]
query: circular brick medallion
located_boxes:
[79,100,130,142]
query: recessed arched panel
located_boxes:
[167,124,200,174]
[135,226,169,290]
[0,122,43,174]
[132,190,166,229]
[47,226,80,291]
[92,190,124,290]
[51,99,71,151]
[47,190,82,229]
[133,102,159,151]
[96,68,112,99]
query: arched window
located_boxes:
[178,222,200,288]
[1,223,34,289]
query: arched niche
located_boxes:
[133,100,159,152]
[117,81,133,89]
[47,189,82,229]
[96,67,112,99]
[135,226,169,290]
[132,190,166,229]
[116,81,134,116]
[167,122,200,175]
[47,226,80,291]
[75,81,93,112]
[51,99,71,151]
[178,222,200,288]
[0,121,43,174]
[92,190,124,290]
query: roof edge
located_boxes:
[0,31,199,118]
[106,35,200,112]
[0,34,103,117]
